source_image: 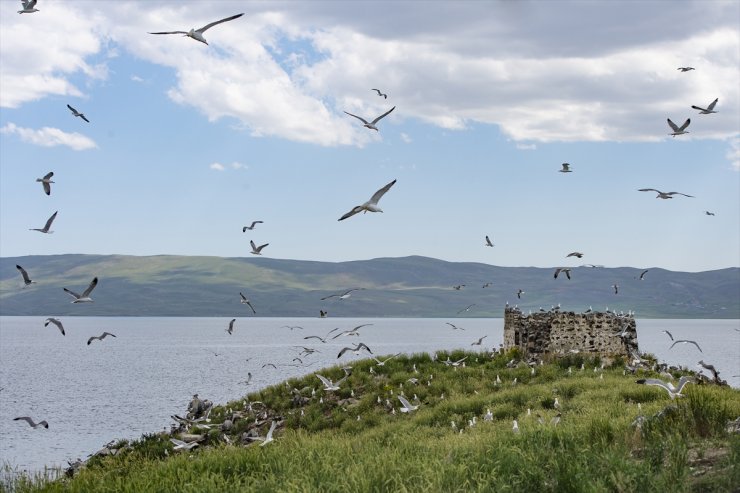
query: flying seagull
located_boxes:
[303,327,342,343]
[239,293,256,314]
[677,67,695,72]
[554,268,571,280]
[485,235,494,247]
[704,211,715,216]
[445,322,464,330]
[691,98,718,114]
[331,324,373,339]
[36,172,54,196]
[148,13,244,45]
[18,0,38,14]
[44,317,65,336]
[457,304,476,314]
[337,342,373,358]
[471,335,488,346]
[638,188,694,199]
[13,417,48,429]
[661,330,674,341]
[397,395,419,413]
[566,252,583,258]
[559,163,572,173]
[316,372,350,391]
[242,221,263,232]
[670,339,702,353]
[66,104,89,123]
[259,420,277,447]
[636,376,695,399]
[612,284,619,295]
[321,288,364,300]
[371,88,388,99]
[338,179,396,221]
[170,438,199,451]
[667,118,690,136]
[250,240,269,255]
[16,265,36,287]
[371,353,400,366]
[63,277,98,303]
[343,106,395,131]
[697,360,721,382]
[87,332,116,345]
[29,211,57,234]
[517,289,524,299]
[226,318,236,335]
[638,269,649,280]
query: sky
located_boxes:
[0,0,739,273]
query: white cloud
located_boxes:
[400,133,412,144]
[209,161,247,171]
[230,162,247,170]
[209,163,225,171]
[0,123,97,150]
[130,75,144,83]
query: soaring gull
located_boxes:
[397,395,419,413]
[16,265,36,287]
[66,104,89,123]
[371,89,388,99]
[36,172,54,196]
[554,268,571,280]
[638,188,694,199]
[471,335,488,346]
[149,13,245,45]
[485,235,494,247]
[559,163,572,173]
[259,420,277,447]
[316,372,350,391]
[321,288,364,301]
[343,106,395,131]
[239,293,256,314]
[338,179,396,221]
[669,339,702,353]
[667,118,690,136]
[242,221,263,232]
[250,240,269,255]
[63,277,98,303]
[638,269,649,280]
[566,252,584,258]
[87,332,116,345]
[13,416,48,428]
[44,317,65,336]
[337,342,373,358]
[170,438,199,451]
[691,98,718,114]
[17,0,39,14]
[677,67,695,72]
[636,376,695,399]
[29,211,57,234]
[226,318,236,335]
[331,324,373,339]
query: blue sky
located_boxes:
[1,0,738,272]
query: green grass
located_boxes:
[4,349,739,493]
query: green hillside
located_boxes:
[1,255,738,317]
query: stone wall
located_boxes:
[503,307,637,358]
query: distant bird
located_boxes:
[612,284,619,295]
[63,277,98,303]
[443,356,467,367]
[638,269,649,280]
[704,211,715,216]
[148,13,245,45]
[170,438,199,451]
[482,282,492,288]
[485,235,494,247]
[512,420,520,433]
[29,211,57,234]
[337,342,373,358]
[585,306,592,313]
[16,265,36,287]
[239,293,256,314]
[259,420,277,447]
[304,327,342,343]
[240,372,253,385]
[691,98,718,114]
[343,106,395,131]
[445,322,464,330]
[397,395,419,413]
[282,325,304,331]
[638,188,694,199]
[242,221,263,232]
[36,172,54,196]
[13,417,48,429]
[338,179,396,221]
[371,88,388,99]
[262,363,277,369]
[517,289,524,299]
[670,339,703,353]
[554,268,571,280]
[250,240,269,255]
[677,67,695,72]
[550,413,561,426]
[697,360,721,382]
[457,304,476,314]
[321,288,364,301]
[331,324,373,339]
[453,284,465,290]
[66,104,89,123]
[226,318,236,335]
[566,252,583,258]
[17,0,39,14]
[471,335,487,346]
[667,118,690,136]
[661,330,674,341]
[319,310,328,318]
[44,317,65,336]
[559,163,572,173]
[87,332,116,345]
[371,353,400,366]
[636,376,695,399]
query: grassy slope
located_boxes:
[7,350,740,493]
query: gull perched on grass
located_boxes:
[63,277,98,303]
[87,332,116,345]
[17,0,38,14]
[559,163,572,173]
[66,104,89,123]
[36,172,54,196]
[29,211,57,234]
[371,89,388,99]
[13,417,48,429]
[638,188,694,199]
[670,339,702,352]
[321,288,364,300]
[485,235,494,247]
[397,395,419,413]
[242,221,263,232]
[44,317,65,336]
[16,265,36,287]
[343,106,395,131]
[338,179,396,221]
[636,376,695,399]
[239,293,256,314]
[667,118,690,136]
[250,240,269,255]
[691,98,718,114]
[148,13,244,45]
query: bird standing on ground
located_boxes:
[29,211,57,234]
[63,277,98,303]
[343,106,395,131]
[36,172,54,196]
[338,179,396,221]
[148,13,244,45]
[87,332,116,345]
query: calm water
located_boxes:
[0,316,738,473]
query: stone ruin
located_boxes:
[503,306,638,358]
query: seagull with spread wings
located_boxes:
[638,188,694,199]
[554,268,571,280]
[29,211,57,234]
[16,265,36,287]
[343,106,395,131]
[331,324,373,339]
[242,221,263,232]
[338,179,396,221]
[337,342,373,358]
[670,339,703,353]
[63,277,98,303]
[667,118,690,136]
[250,240,269,255]
[226,318,236,335]
[149,13,244,45]
[36,172,54,196]
[87,332,116,345]
[691,98,718,114]
[13,416,48,428]
[17,0,39,14]
[239,293,256,314]
[636,376,695,399]
[67,104,89,123]
[321,288,364,300]
[677,67,695,72]
[371,88,388,99]
[45,318,65,336]
[397,395,419,413]
[485,235,494,247]
[559,163,572,173]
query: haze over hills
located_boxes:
[0,254,737,318]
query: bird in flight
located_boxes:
[677,67,695,72]
[226,318,236,335]
[67,104,89,123]
[331,324,373,339]
[691,98,718,114]
[554,268,571,280]
[638,188,694,199]
[239,293,256,314]
[517,289,524,299]
[371,353,400,366]
[371,88,388,99]
[44,318,65,336]
[471,335,488,346]
[397,395,419,413]
[13,416,48,428]
[87,332,116,345]
[704,211,715,216]
[446,322,464,330]
[170,438,199,451]
[667,118,690,136]
[18,0,39,14]
[29,211,57,234]
[337,342,373,358]
[661,329,674,341]
[457,304,476,314]
[566,252,583,258]
[242,221,263,232]
[338,179,396,221]
[148,13,244,45]
[259,420,277,447]
[63,277,98,303]
[638,269,649,280]
[636,376,694,399]
[343,106,395,131]
[321,288,364,301]
[36,172,54,196]
[16,265,36,287]
[670,339,702,353]
[250,240,269,255]
[559,163,572,173]
[485,235,494,247]
[611,284,619,295]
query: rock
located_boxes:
[221,419,233,432]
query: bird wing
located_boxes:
[337,347,351,358]
[370,106,396,125]
[250,220,263,228]
[343,111,369,125]
[666,119,680,132]
[561,163,570,171]
[368,179,397,205]
[44,211,58,230]
[554,268,561,278]
[43,181,51,195]
[170,438,186,447]
[358,342,372,353]
[638,188,661,193]
[240,292,247,302]
[303,335,325,342]
[667,192,694,198]
[43,171,54,180]
[636,378,673,393]
[338,206,363,221]
[197,13,245,33]
[64,287,82,299]
[81,277,98,297]
[149,31,189,35]
[87,336,97,345]
[372,89,381,95]
[80,114,90,123]
[397,395,413,409]
[256,243,269,251]
[14,416,34,426]
[27,0,37,7]
[67,104,77,113]
[16,265,31,283]
[707,98,718,111]
[229,319,235,331]
[250,240,257,250]
[662,330,673,341]
[640,270,648,279]
[246,301,256,314]
[678,118,691,131]
[675,376,695,392]
[102,332,116,339]
[691,105,707,112]
[316,374,332,387]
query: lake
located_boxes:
[0,316,738,474]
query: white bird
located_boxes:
[259,420,277,447]
[343,106,395,131]
[44,317,65,336]
[226,318,236,335]
[331,324,373,339]
[63,277,98,303]
[512,420,520,433]
[250,240,269,255]
[471,335,487,346]
[66,104,89,123]
[638,188,694,199]
[337,342,373,358]
[677,67,695,72]
[445,322,464,330]
[485,235,494,247]
[371,88,388,99]
[16,265,36,287]
[87,331,116,345]
[14,416,48,428]
[170,438,199,451]
[636,376,695,399]
[483,409,493,421]
[17,0,39,14]
[691,98,718,114]
[321,288,364,300]
[667,118,690,136]
[239,293,256,314]
[559,163,572,173]
[397,394,419,413]
[338,179,396,221]
[242,221,263,232]
[36,172,54,196]
[316,373,349,391]
[29,211,57,234]
[148,13,244,45]
[669,339,703,353]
